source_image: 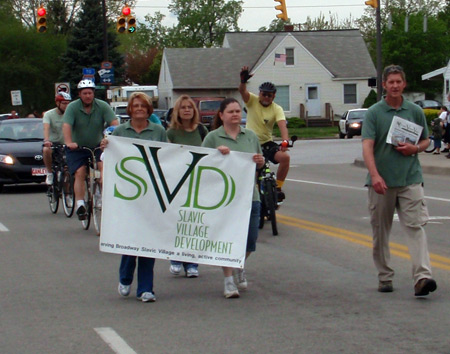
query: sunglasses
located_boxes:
[384,65,404,75]
[261,92,274,98]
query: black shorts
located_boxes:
[65,147,102,174]
[261,141,279,164]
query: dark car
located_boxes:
[338,109,368,139]
[414,100,442,110]
[0,118,46,192]
[152,109,168,128]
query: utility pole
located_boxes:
[376,4,382,101]
[101,0,108,61]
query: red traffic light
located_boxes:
[37,7,46,17]
[122,6,131,16]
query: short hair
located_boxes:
[382,65,406,82]
[126,92,153,117]
[170,95,200,130]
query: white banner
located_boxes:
[99,136,256,268]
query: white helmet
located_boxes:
[77,79,96,90]
[55,92,72,102]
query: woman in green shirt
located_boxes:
[202,98,264,298]
[167,95,207,278]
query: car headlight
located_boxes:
[349,122,361,129]
[0,154,14,165]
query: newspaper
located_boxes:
[386,115,423,146]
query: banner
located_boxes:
[99,136,256,268]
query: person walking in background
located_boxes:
[362,64,437,297]
[102,92,167,303]
[430,112,444,154]
[166,95,208,278]
[438,106,450,156]
[202,98,264,298]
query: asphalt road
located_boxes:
[1,139,449,354]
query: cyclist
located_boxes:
[238,66,290,201]
[63,79,118,220]
[43,92,72,185]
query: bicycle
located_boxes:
[258,136,297,236]
[46,144,75,217]
[425,135,445,153]
[79,146,102,236]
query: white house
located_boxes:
[422,59,450,108]
[158,30,376,120]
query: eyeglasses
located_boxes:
[261,92,274,98]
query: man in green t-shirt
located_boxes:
[362,65,437,297]
[63,79,118,220]
[238,66,290,202]
[43,92,72,185]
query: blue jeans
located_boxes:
[119,255,155,296]
[170,260,198,270]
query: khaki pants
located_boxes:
[368,183,432,285]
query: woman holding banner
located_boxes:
[202,98,264,298]
[166,95,208,278]
[103,92,167,302]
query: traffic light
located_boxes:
[365,0,378,8]
[36,6,47,33]
[127,16,136,34]
[274,0,288,21]
[117,16,126,33]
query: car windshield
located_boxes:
[200,101,221,111]
[153,110,167,118]
[115,107,127,115]
[348,111,367,121]
[0,120,43,141]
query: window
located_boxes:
[274,85,290,111]
[344,84,357,104]
[285,48,294,66]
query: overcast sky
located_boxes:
[134,0,368,31]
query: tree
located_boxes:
[59,0,124,97]
[168,0,244,47]
[258,18,292,32]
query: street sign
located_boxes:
[83,68,96,76]
[11,90,22,106]
[99,67,114,85]
[55,82,70,95]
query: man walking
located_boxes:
[362,65,437,297]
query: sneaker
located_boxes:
[378,280,393,293]
[76,205,87,220]
[137,292,156,302]
[224,278,240,298]
[233,268,248,291]
[170,263,182,275]
[414,278,437,296]
[433,151,440,155]
[276,188,285,203]
[446,153,450,159]
[441,148,449,153]
[118,283,131,297]
[45,173,54,185]
[186,267,199,278]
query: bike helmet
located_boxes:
[77,79,96,90]
[55,92,72,102]
[103,126,117,136]
[258,82,277,93]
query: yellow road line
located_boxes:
[277,214,450,271]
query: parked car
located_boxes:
[192,97,224,128]
[152,109,168,128]
[0,118,46,192]
[112,104,129,123]
[414,100,442,110]
[338,109,368,139]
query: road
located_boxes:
[1,139,449,354]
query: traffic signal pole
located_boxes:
[101,0,108,61]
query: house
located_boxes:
[421,59,450,107]
[158,30,376,121]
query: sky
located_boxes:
[134,0,368,31]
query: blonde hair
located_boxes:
[170,95,200,130]
[126,92,154,117]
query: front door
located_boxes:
[306,85,321,117]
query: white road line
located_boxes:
[0,222,9,232]
[94,327,137,354]
[286,178,450,203]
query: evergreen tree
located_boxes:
[59,0,124,98]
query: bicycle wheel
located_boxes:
[425,138,436,153]
[81,179,91,230]
[259,199,266,229]
[264,179,278,236]
[92,180,102,236]
[47,182,59,214]
[62,169,74,217]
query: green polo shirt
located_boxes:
[202,126,262,201]
[167,125,207,147]
[43,108,65,144]
[361,96,429,187]
[112,120,167,142]
[63,98,118,148]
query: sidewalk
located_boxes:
[354,152,450,176]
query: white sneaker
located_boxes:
[138,292,156,302]
[170,263,182,275]
[186,267,199,278]
[45,173,54,185]
[118,283,131,297]
[224,278,240,298]
[233,268,248,291]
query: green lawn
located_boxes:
[273,125,339,139]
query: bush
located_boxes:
[423,109,439,125]
[362,89,377,108]
[286,117,305,128]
